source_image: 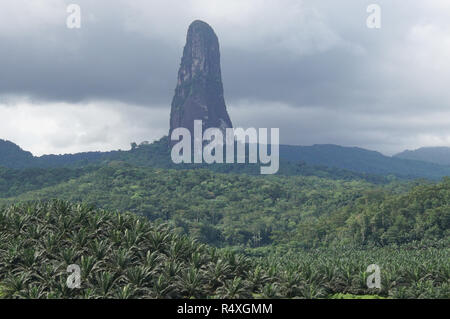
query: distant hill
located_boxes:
[0,139,109,169]
[0,139,34,168]
[394,147,450,166]
[279,144,450,180]
[0,138,387,183]
[1,138,450,180]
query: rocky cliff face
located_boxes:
[169,20,232,145]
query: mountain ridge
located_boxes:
[394,146,450,166]
[1,138,450,180]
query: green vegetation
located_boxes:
[247,244,449,299]
[395,147,450,166]
[2,137,450,180]
[330,293,386,299]
[5,164,379,249]
[0,139,34,169]
[0,138,448,299]
[280,144,450,180]
[0,201,448,299]
[0,166,96,198]
[0,164,446,249]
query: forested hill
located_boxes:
[0,138,388,183]
[1,138,450,180]
[0,139,448,299]
[0,139,34,167]
[395,147,450,166]
[280,144,450,180]
[1,163,447,249]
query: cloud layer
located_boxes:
[0,0,449,155]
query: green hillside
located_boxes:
[395,147,450,166]
[0,139,34,168]
[280,144,450,180]
[2,138,450,181]
[0,140,449,299]
[0,164,447,249]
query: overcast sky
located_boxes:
[0,0,449,156]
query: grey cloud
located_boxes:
[0,0,449,154]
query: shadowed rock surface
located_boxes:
[169,20,232,145]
